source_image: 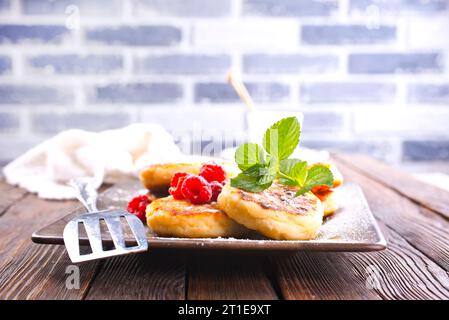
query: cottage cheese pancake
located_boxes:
[310,163,343,217]
[139,163,202,193]
[314,189,339,217]
[139,162,239,193]
[217,182,324,240]
[146,196,248,238]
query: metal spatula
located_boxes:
[63,178,148,263]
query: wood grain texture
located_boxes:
[272,252,382,300]
[0,193,101,299]
[334,159,449,272]
[334,153,449,220]
[273,222,449,300]
[0,179,28,217]
[85,250,185,300]
[187,254,278,300]
[0,194,76,262]
[344,224,449,300]
[0,243,99,300]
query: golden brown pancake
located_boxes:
[139,162,239,193]
[310,163,342,217]
[313,189,339,217]
[146,196,248,238]
[139,163,202,193]
[217,182,324,240]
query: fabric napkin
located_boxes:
[3,124,184,200]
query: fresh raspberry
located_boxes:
[209,181,223,202]
[127,195,151,222]
[169,172,191,200]
[199,162,226,183]
[181,175,212,204]
[170,172,189,188]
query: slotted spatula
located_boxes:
[63,178,148,263]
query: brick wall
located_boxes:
[0,0,449,171]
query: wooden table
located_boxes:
[1,154,449,300]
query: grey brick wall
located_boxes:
[349,53,443,74]
[301,25,396,45]
[0,55,11,74]
[135,54,231,75]
[89,83,183,104]
[0,0,449,170]
[0,25,69,43]
[243,54,339,74]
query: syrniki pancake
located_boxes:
[314,190,339,217]
[217,183,324,240]
[310,163,343,217]
[146,196,248,238]
[139,162,239,193]
[139,163,202,193]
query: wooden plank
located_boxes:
[334,153,449,220]
[273,222,449,300]
[0,184,111,262]
[346,224,449,300]
[0,193,101,299]
[85,250,185,300]
[272,252,382,300]
[187,253,278,300]
[0,194,76,262]
[0,243,99,300]
[334,158,449,272]
[0,180,28,217]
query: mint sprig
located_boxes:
[297,164,333,195]
[234,143,265,171]
[282,162,334,196]
[230,116,333,196]
[263,116,300,160]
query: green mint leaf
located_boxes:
[257,157,277,185]
[306,164,334,186]
[235,143,265,171]
[279,159,308,186]
[296,187,312,196]
[240,160,276,186]
[241,164,265,177]
[230,173,272,193]
[290,161,308,186]
[278,176,298,186]
[262,117,300,160]
[296,165,333,196]
[279,158,302,175]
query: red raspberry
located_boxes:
[181,175,212,204]
[169,172,191,200]
[209,181,223,202]
[199,162,226,183]
[127,195,151,222]
[170,172,189,187]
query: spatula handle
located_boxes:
[69,178,99,213]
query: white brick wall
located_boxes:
[0,0,448,169]
[192,20,299,49]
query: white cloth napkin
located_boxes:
[2,124,184,200]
